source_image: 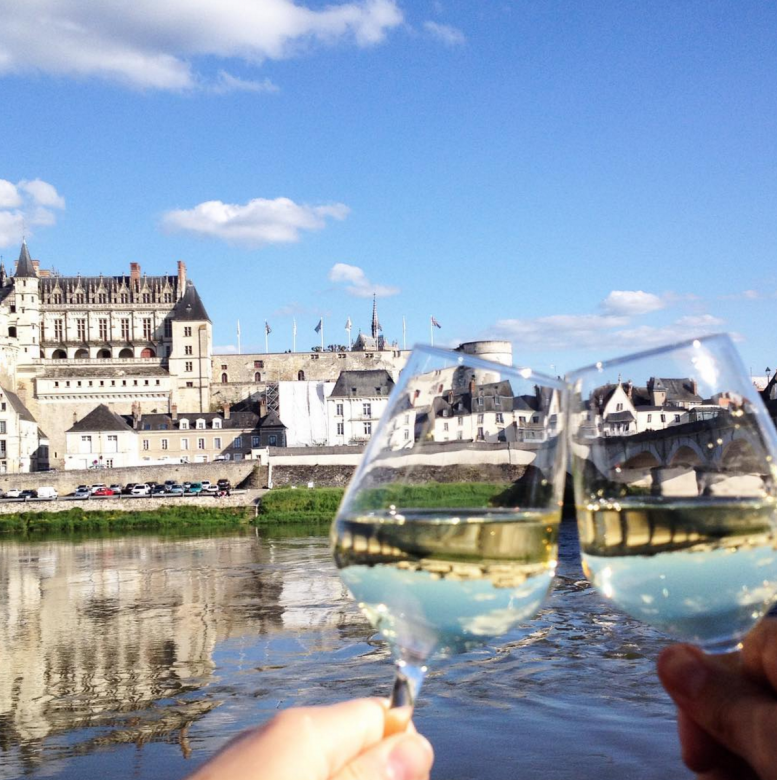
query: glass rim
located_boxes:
[564,332,732,382]
[407,342,566,390]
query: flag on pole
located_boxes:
[265,321,272,335]
[345,317,352,330]
[431,316,442,329]
[237,320,241,337]
[314,318,323,334]
[293,319,297,336]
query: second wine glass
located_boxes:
[567,333,777,654]
[331,344,567,707]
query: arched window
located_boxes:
[141,347,156,358]
[97,348,111,359]
[52,349,67,360]
[74,348,89,359]
[298,370,305,381]
[254,372,261,382]
[119,347,134,358]
[221,372,228,383]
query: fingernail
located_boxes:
[660,645,709,700]
[387,735,434,780]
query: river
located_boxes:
[0,521,689,780]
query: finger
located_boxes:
[677,710,758,779]
[332,732,434,780]
[188,699,389,780]
[658,644,777,780]
[741,617,777,692]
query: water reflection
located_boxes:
[0,525,687,780]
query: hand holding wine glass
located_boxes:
[331,344,567,707]
[567,334,777,654]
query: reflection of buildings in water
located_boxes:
[0,535,350,757]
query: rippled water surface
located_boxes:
[0,522,689,779]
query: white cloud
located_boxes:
[423,20,466,46]
[161,196,349,247]
[208,71,279,95]
[0,0,404,90]
[0,178,65,248]
[488,291,723,354]
[329,262,399,297]
[601,290,665,316]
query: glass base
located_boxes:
[697,637,744,655]
[389,661,427,708]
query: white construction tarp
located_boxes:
[278,381,335,447]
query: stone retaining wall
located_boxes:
[0,461,260,496]
[0,490,265,515]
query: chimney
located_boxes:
[691,379,698,396]
[130,262,141,288]
[32,260,40,274]
[132,401,141,428]
[469,376,476,396]
[625,380,633,399]
[222,403,231,420]
[171,403,178,422]
[177,260,187,298]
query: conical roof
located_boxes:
[171,280,210,322]
[14,241,37,278]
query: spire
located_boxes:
[371,293,381,339]
[14,240,37,278]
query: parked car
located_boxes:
[123,483,138,494]
[90,484,107,494]
[167,484,185,495]
[151,485,167,495]
[19,489,38,499]
[92,487,114,497]
[109,484,123,493]
[74,487,91,499]
[130,484,151,496]
[37,486,58,499]
[3,488,22,498]
[201,481,217,493]
[217,479,231,491]
[164,480,176,492]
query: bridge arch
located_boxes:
[621,450,661,469]
[719,437,762,472]
[668,442,705,468]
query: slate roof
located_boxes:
[14,241,37,278]
[68,404,135,433]
[605,411,636,423]
[170,281,210,322]
[45,366,169,378]
[2,387,38,423]
[135,411,260,431]
[258,410,287,429]
[330,370,394,398]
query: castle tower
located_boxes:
[12,241,41,359]
[168,281,213,412]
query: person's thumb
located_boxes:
[332,732,434,780]
[658,643,777,780]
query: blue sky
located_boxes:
[1,1,776,376]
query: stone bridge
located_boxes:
[573,414,768,475]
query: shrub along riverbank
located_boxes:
[0,505,254,535]
[255,487,345,524]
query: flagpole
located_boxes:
[402,316,406,350]
[265,327,269,354]
[430,316,434,347]
[321,318,325,351]
[237,320,241,355]
[293,319,297,353]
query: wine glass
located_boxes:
[331,344,567,708]
[566,333,777,654]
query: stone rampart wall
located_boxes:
[0,461,260,495]
[0,490,263,515]
[270,465,357,488]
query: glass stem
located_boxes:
[389,660,427,709]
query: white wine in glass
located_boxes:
[567,334,777,654]
[331,344,567,707]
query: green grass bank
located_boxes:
[0,505,253,535]
[256,487,345,524]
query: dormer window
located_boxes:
[196,418,205,429]
[213,419,222,429]
[180,419,189,430]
